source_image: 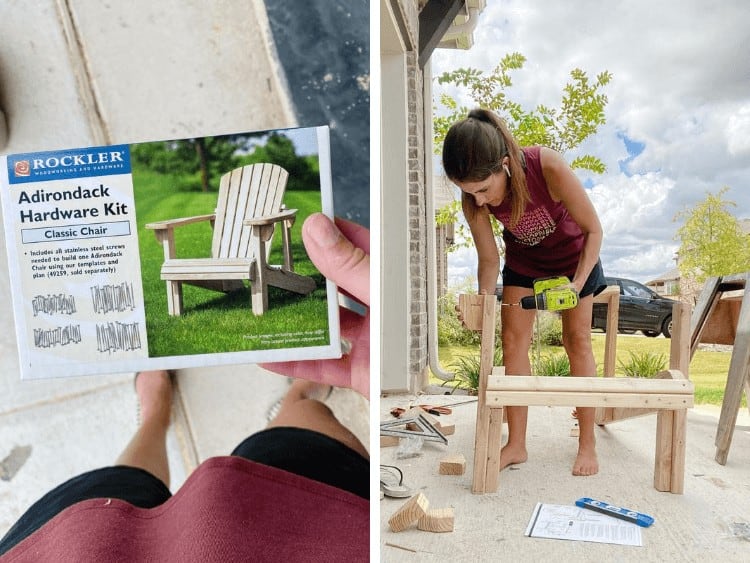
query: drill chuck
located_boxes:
[520,294,544,310]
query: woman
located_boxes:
[443,108,606,476]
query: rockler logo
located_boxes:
[7,144,130,184]
[27,151,125,171]
[14,160,31,177]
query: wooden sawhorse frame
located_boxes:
[458,292,694,495]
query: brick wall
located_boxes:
[393,0,430,385]
[407,50,428,380]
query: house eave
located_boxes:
[418,0,486,67]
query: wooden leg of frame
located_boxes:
[670,409,687,493]
[472,402,490,494]
[484,406,504,493]
[654,409,674,492]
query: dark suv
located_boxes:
[592,277,677,338]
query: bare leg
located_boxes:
[498,287,536,470]
[115,370,173,487]
[267,379,368,460]
[562,296,599,476]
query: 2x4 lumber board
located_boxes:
[670,409,687,493]
[472,295,498,494]
[388,493,430,532]
[594,286,620,376]
[669,302,691,376]
[593,285,619,302]
[471,293,498,494]
[715,274,750,464]
[487,375,693,394]
[654,409,674,492]
[417,507,455,533]
[596,373,691,425]
[484,406,504,492]
[487,391,692,409]
[457,293,492,332]
[472,402,491,494]
[596,406,658,425]
[478,296,497,398]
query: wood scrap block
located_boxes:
[417,507,454,533]
[436,421,455,436]
[380,435,400,447]
[388,493,429,532]
[439,453,466,475]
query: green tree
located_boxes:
[130,132,320,193]
[131,136,245,192]
[674,187,750,282]
[434,52,611,169]
[433,52,612,247]
[245,133,320,191]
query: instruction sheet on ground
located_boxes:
[525,503,643,547]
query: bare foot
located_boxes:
[135,370,173,428]
[290,379,333,402]
[499,442,528,471]
[572,442,599,476]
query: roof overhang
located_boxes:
[418,0,486,67]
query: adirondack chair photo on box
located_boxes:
[0,125,342,379]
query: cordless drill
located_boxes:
[516,276,579,311]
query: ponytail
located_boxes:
[442,109,530,228]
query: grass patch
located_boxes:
[618,350,667,378]
[435,334,742,407]
[133,167,328,357]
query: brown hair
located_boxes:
[442,108,530,228]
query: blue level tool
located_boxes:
[575,497,654,527]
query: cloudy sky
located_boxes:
[432,0,750,286]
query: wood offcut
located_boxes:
[388,493,430,532]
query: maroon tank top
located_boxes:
[488,146,584,278]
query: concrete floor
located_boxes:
[380,393,750,562]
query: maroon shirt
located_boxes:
[488,146,584,278]
[1,457,369,562]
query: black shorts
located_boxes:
[502,259,607,298]
[0,427,368,556]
